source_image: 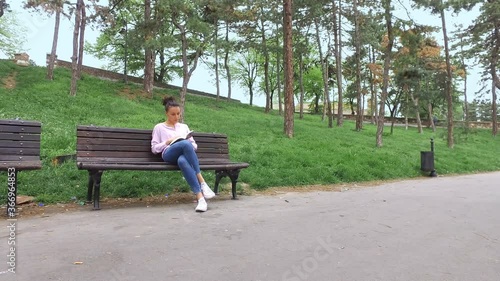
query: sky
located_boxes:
[4,1,486,108]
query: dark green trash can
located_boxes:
[420,151,434,172]
[421,151,437,177]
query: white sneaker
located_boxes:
[201,182,216,199]
[195,197,207,212]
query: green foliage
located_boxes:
[1,60,500,204]
[0,11,26,57]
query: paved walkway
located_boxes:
[1,172,499,281]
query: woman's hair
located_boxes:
[162,96,180,112]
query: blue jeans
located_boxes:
[162,140,201,194]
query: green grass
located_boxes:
[1,60,500,204]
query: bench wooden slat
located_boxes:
[77,138,151,146]
[77,130,152,140]
[0,133,41,141]
[77,125,150,134]
[77,162,249,171]
[0,155,41,161]
[0,160,42,170]
[0,119,42,127]
[76,137,228,147]
[76,143,229,152]
[0,148,41,156]
[78,157,234,164]
[0,124,41,134]
[0,140,41,148]
[76,130,229,142]
[77,153,230,163]
[77,125,228,138]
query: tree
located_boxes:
[143,0,154,96]
[202,1,239,103]
[332,0,344,126]
[452,26,470,128]
[0,0,8,18]
[69,0,85,96]
[453,0,499,136]
[0,13,26,57]
[24,0,67,80]
[352,0,363,131]
[232,50,259,105]
[283,0,294,137]
[376,0,394,148]
[313,16,333,127]
[168,0,212,120]
[0,11,26,57]
[412,0,454,147]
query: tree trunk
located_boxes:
[440,5,454,148]
[376,0,393,148]
[353,0,362,131]
[299,52,305,119]
[410,90,423,133]
[334,0,343,127]
[249,86,254,106]
[224,21,232,101]
[459,36,469,129]
[283,0,294,138]
[390,104,398,135]
[260,8,271,113]
[177,23,201,121]
[314,18,332,128]
[157,52,165,82]
[143,0,154,96]
[69,0,82,96]
[214,19,220,103]
[492,88,498,137]
[47,9,60,80]
[428,102,435,132]
[369,46,376,124]
[123,22,128,84]
[77,1,86,79]
[491,23,499,136]
[461,82,467,127]
[0,0,5,18]
[276,22,283,115]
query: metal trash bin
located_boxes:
[420,151,434,171]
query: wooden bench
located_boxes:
[0,119,42,216]
[76,125,250,210]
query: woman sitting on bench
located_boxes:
[151,96,216,212]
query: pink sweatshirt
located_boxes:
[151,122,197,154]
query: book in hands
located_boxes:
[170,131,194,145]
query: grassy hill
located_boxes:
[1,60,500,204]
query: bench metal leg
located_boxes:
[227,169,241,200]
[214,169,241,199]
[86,170,94,203]
[89,170,103,210]
[214,171,225,195]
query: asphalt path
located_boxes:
[1,172,499,281]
